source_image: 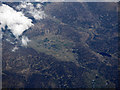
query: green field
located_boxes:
[28,33,79,66]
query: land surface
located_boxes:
[2,2,119,88]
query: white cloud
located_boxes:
[0,4,33,38]
[21,36,31,46]
[0,4,34,47]
[16,2,46,20]
[35,0,49,3]
[12,46,19,52]
[36,3,42,9]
